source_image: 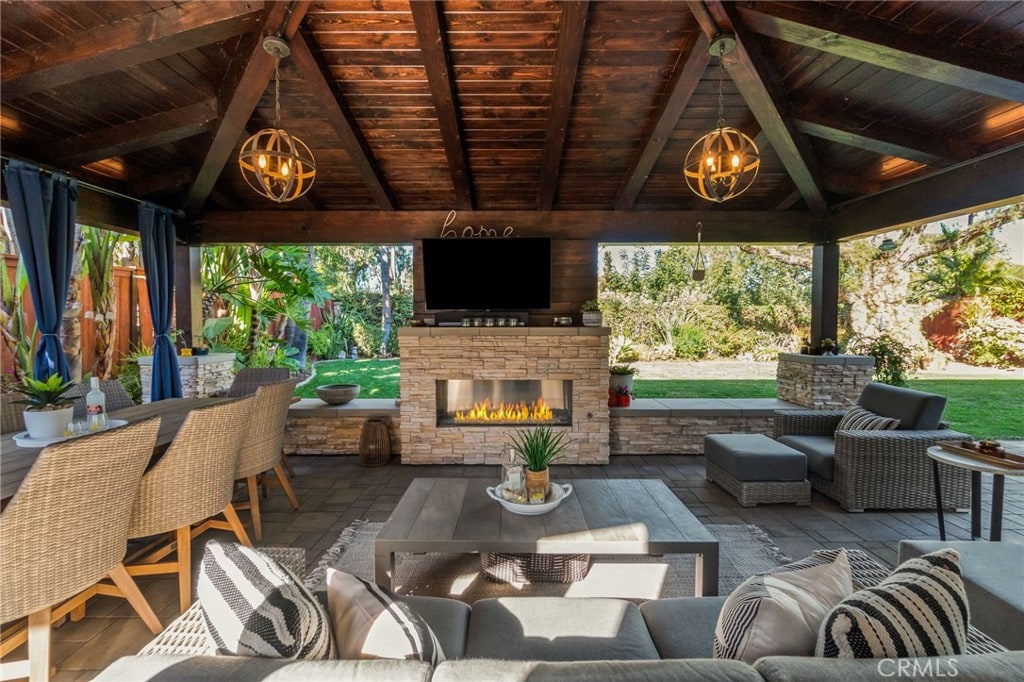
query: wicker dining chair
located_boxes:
[0,419,162,682]
[0,395,26,434]
[122,397,255,614]
[225,367,291,398]
[66,379,136,419]
[192,379,300,543]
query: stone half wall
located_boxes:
[282,399,402,456]
[776,353,875,409]
[137,352,234,403]
[398,327,610,465]
[610,415,774,455]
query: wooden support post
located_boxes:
[810,242,839,346]
[173,245,202,349]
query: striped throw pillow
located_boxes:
[714,549,854,663]
[836,406,900,432]
[197,541,336,659]
[817,548,969,658]
[326,568,445,664]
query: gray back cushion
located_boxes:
[857,383,946,430]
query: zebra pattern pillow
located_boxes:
[325,568,445,664]
[197,541,336,659]
[713,549,853,663]
[817,548,969,659]
[836,406,901,432]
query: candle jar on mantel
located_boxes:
[500,450,527,503]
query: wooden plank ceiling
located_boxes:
[1,0,1022,244]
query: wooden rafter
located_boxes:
[537,1,590,211]
[38,99,218,168]
[615,32,709,211]
[183,1,311,216]
[831,144,1024,238]
[130,168,194,197]
[410,0,473,210]
[739,4,1024,104]
[793,109,966,167]
[689,1,829,214]
[289,30,396,211]
[3,1,264,100]
[197,209,819,244]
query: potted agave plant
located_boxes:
[510,426,569,504]
[15,374,77,439]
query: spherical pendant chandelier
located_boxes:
[238,35,316,203]
[684,35,760,203]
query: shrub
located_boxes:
[850,333,913,386]
[956,316,1024,367]
[673,324,709,360]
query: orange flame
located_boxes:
[454,397,554,423]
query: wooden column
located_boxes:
[810,242,839,345]
[173,245,202,349]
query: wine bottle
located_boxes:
[86,377,107,431]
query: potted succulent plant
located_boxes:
[580,299,603,327]
[14,374,77,439]
[609,364,636,394]
[510,426,569,504]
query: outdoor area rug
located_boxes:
[305,521,791,602]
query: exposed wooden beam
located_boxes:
[739,4,1024,104]
[831,144,1024,238]
[537,1,589,211]
[289,30,396,210]
[38,100,218,168]
[183,1,310,216]
[3,1,264,100]
[821,169,884,197]
[130,168,194,197]
[793,110,963,167]
[615,32,709,211]
[691,2,830,214]
[410,0,474,210]
[197,209,819,244]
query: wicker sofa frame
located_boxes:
[705,460,811,507]
[774,410,972,513]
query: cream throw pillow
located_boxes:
[714,549,854,663]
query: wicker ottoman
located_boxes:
[481,552,591,583]
[704,434,811,507]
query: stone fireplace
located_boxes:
[398,327,609,464]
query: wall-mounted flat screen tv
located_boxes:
[422,237,551,310]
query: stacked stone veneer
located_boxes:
[610,414,774,455]
[137,352,234,403]
[283,399,402,456]
[776,353,875,409]
[398,327,610,465]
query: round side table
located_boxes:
[926,446,1024,541]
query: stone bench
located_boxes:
[282,398,401,456]
[704,433,811,507]
[609,398,801,456]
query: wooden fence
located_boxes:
[2,254,154,378]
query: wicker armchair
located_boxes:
[0,419,162,681]
[66,379,136,419]
[123,397,255,613]
[225,367,291,398]
[1,395,26,434]
[774,384,972,512]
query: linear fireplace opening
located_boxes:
[437,379,572,427]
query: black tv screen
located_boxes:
[422,237,551,310]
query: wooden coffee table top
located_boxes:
[376,477,717,555]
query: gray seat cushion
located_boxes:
[401,595,471,659]
[433,658,763,682]
[898,540,1024,650]
[640,596,727,658]
[858,383,946,430]
[704,434,806,481]
[94,655,432,681]
[755,652,1024,682]
[776,435,836,481]
[465,597,660,661]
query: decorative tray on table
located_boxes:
[486,482,573,515]
[937,441,1024,469]
[13,419,130,448]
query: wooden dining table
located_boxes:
[1,397,232,505]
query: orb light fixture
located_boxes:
[238,35,315,203]
[684,34,760,203]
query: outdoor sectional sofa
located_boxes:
[96,546,1023,682]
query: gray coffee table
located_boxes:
[375,478,720,596]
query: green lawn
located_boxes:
[303,360,1023,439]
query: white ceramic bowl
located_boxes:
[486,482,573,515]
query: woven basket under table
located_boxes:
[481,552,591,584]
